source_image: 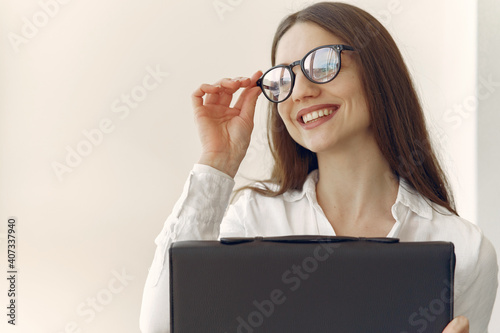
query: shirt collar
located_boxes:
[395,178,433,220]
[282,169,319,202]
[282,170,433,220]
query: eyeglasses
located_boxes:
[256,44,355,103]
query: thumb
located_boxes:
[442,316,469,333]
[238,86,262,123]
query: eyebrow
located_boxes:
[276,59,302,67]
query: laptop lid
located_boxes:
[170,236,455,333]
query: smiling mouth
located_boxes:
[300,106,339,124]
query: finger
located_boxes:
[236,86,262,124]
[192,83,223,108]
[442,316,469,333]
[217,78,253,106]
[249,70,263,85]
[232,77,252,86]
[192,74,259,110]
[216,78,241,106]
[222,77,252,89]
[205,82,225,105]
[234,71,262,109]
[199,78,245,106]
[197,78,234,105]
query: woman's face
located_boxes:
[275,22,373,156]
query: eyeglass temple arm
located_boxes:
[340,45,355,51]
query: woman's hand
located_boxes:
[192,71,262,178]
[442,316,469,333]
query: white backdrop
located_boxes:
[0,0,496,332]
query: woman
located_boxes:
[140,2,497,332]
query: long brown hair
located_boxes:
[245,2,457,215]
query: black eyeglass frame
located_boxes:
[256,44,355,103]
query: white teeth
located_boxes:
[302,108,335,124]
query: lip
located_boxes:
[296,104,340,129]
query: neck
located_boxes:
[316,138,399,235]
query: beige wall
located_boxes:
[0,0,495,332]
[478,0,500,328]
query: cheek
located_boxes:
[276,104,288,123]
[352,94,372,128]
[338,76,369,113]
[276,104,298,136]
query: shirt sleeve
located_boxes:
[454,235,498,333]
[139,164,235,333]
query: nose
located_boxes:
[290,66,321,102]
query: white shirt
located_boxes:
[140,164,498,333]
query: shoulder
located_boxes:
[397,179,484,247]
[437,213,499,325]
[422,208,498,300]
[428,209,483,244]
[396,181,498,300]
[415,202,495,268]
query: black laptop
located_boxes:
[169,236,455,333]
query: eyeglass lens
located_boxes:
[260,67,293,102]
[304,47,340,83]
[260,46,342,103]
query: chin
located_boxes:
[299,141,333,154]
